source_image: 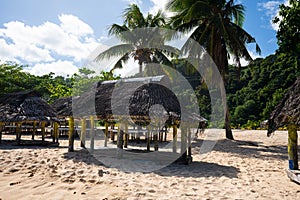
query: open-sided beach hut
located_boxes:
[0,90,57,144]
[268,76,300,183]
[71,75,205,164]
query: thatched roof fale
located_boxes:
[0,90,57,122]
[268,77,300,135]
[51,96,73,117]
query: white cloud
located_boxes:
[149,0,173,17]
[257,0,289,30]
[229,50,261,67]
[23,60,79,77]
[59,14,94,37]
[0,14,102,76]
[122,0,142,6]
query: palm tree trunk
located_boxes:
[139,63,143,76]
[225,105,234,140]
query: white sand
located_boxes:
[0,130,300,200]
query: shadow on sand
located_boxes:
[63,147,240,178]
[192,137,287,161]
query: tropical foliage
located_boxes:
[0,62,120,103]
[166,0,261,139]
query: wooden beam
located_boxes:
[288,124,298,170]
[104,121,108,147]
[68,117,75,152]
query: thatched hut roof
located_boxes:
[94,76,180,122]
[268,77,300,135]
[72,75,206,125]
[51,96,73,117]
[0,90,57,122]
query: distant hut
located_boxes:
[0,90,57,144]
[51,96,73,117]
[268,77,300,182]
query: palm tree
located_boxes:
[95,4,176,75]
[167,0,261,139]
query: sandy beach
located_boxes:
[0,129,300,200]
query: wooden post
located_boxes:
[110,124,115,142]
[54,122,59,143]
[154,127,159,151]
[147,126,150,151]
[68,117,75,152]
[164,126,167,142]
[90,116,95,152]
[80,118,86,148]
[181,123,187,163]
[288,124,298,170]
[124,122,128,148]
[117,125,124,149]
[187,127,192,164]
[0,122,2,143]
[104,121,108,147]
[16,122,22,145]
[173,124,177,153]
[32,121,36,140]
[137,125,141,143]
[187,127,192,157]
[41,121,46,143]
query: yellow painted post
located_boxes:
[80,118,86,148]
[68,117,75,152]
[173,124,177,153]
[288,124,298,170]
[90,116,95,152]
[32,121,36,140]
[54,122,59,143]
[124,122,128,148]
[104,121,108,147]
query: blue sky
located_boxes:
[0,0,288,76]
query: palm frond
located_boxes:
[94,44,134,62]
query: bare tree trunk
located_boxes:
[225,104,234,140]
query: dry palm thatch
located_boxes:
[51,96,73,117]
[73,75,205,125]
[95,78,181,125]
[0,90,57,122]
[268,77,300,136]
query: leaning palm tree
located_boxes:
[167,0,261,139]
[95,4,176,75]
